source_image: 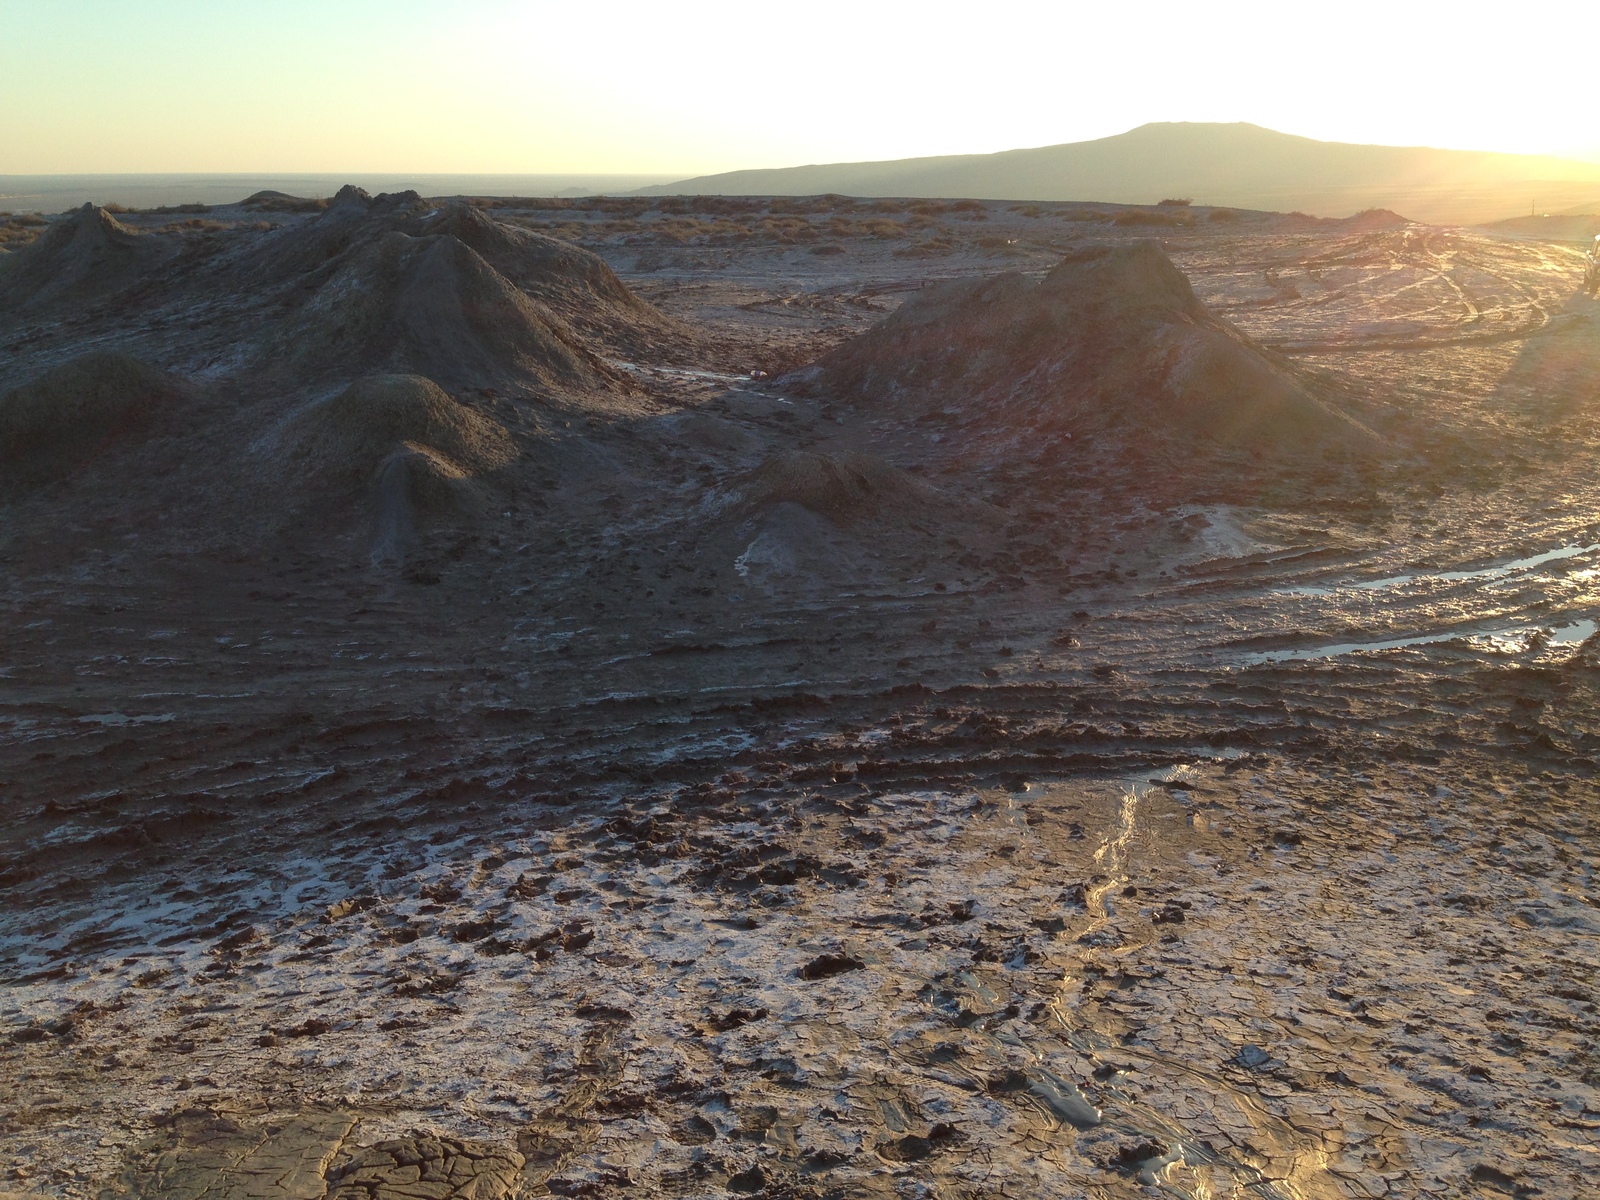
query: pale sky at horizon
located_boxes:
[3,0,1596,176]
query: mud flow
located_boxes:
[2,193,1598,1199]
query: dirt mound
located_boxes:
[798,242,1376,473]
[369,443,486,565]
[731,450,942,520]
[1340,208,1411,231]
[0,204,172,313]
[0,352,186,495]
[269,375,516,562]
[268,231,619,395]
[275,374,517,492]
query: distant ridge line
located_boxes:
[636,123,1600,225]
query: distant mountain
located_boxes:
[639,123,1600,224]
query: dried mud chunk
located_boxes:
[323,895,378,923]
[1467,1163,1529,1195]
[326,1135,524,1200]
[516,1115,601,1171]
[798,952,864,980]
[392,970,463,997]
[113,1107,356,1200]
[709,1006,768,1032]
[672,1115,718,1146]
[877,1123,963,1162]
[505,872,549,899]
[1078,1128,1172,1173]
[573,1002,633,1021]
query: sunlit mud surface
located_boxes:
[2,198,1599,1199]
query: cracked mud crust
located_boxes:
[2,194,1599,1199]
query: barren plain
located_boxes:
[1,191,1598,1200]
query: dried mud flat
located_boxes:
[2,193,1599,1200]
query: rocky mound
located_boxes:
[0,205,173,314]
[268,230,618,395]
[799,242,1377,468]
[731,450,942,521]
[0,353,186,495]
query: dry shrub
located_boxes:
[579,197,651,217]
[0,218,45,248]
[757,217,817,242]
[1157,197,1192,207]
[858,218,903,239]
[533,221,585,241]
[242,192,328,213]
[491,197,577,212]
[1114,210,1187,226]
[1208,208,1240,223]
[689,196,763,216]
[895,236,955,259]
[652,217,717,244]
[770,195,857,216]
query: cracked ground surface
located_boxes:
[3,198,1600,1198]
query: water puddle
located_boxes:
[607,361,749,383]
[1287,542,1600,596]
[74,712,177,727]
[1243,617,1595,663]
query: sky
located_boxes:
[3,0,1597,176]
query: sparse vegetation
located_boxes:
[0,212,48,248]
[241,192,328,213]
[1157,197,1192,206]
[1114,209,1189,226]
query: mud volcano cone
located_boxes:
[414,203,688,355]
[250,189,688,373]
[732,450,943,522]
[270,229,619,395]
[0,204,171,314]
[802,242,1377,470]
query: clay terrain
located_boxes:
[1,190,1599,1200]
